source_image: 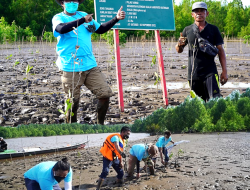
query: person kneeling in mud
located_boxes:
[152,131,175,168]
[24,157,72,190]
[127,144,158,179]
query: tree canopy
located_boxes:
[0,0,249,38]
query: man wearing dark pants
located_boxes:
[97,126,131,189]
[175,2,228,102]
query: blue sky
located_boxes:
[174,0,250,7]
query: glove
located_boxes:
[121,152,126,158]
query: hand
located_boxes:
[136,173,140,179]
[178,33,187,46]
[119,162,123,169]
[121,152,126,158]
[220,71,228,85]
[117,6,126,20]
[161,159,165,165]
[84,14,93,23]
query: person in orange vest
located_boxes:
[97,126,131,190]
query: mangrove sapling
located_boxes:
[6,54,12,60]
[58,90,74,123]
[24,64,34,97]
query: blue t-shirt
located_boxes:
[24,161,72,190]
[129,144,149,161]
[111,135,124,149]
[156,136,172,148]
[52,11,101,72]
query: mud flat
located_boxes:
[0,41,250,126]
[0,132,249,190]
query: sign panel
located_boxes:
[94,0,175,30]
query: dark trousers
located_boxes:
[100,157,124,179]
[25,178,61,190]
[190,74,221,102]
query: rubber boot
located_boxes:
[96,178,104,190]
[66,99,79,123]
[97,98,109,125]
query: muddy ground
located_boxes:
[0,132,249,190]
[0,40,250,126]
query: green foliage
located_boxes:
[0,17,36,44]
[0,124,132,139]
[101,30,127,47]
[132,88,250,133]
[43,31,57,42]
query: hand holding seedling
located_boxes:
[178,33,187,46]
[84,14,93,23]
[117,6,126,20]
[220,71,228,85]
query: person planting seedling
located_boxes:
[152,131,175,168]
[52,0,126,124]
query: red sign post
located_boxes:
[155,30,168,105]
[113,29,124,112]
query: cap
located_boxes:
[192,2,207,11]
[0,137,3,140]
[55,0,85,6]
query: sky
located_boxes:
[174,0,250,7]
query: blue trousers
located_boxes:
[25,178,61,190]
[100,157,124,179]
[163,147,169,162]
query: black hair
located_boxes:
[164,131,171,136]
[121,126,131,133]
[53,157,70,172]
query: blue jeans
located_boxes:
[100,157,124,179]
[25,178,61,190]
[163,147,169,162]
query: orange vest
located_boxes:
[100,133,125,161]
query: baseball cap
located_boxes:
[192,2,207,11]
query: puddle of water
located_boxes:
[115,82,250,91]
[6,133,150,152]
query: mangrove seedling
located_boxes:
[58,90,74,123]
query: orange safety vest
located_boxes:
[100,133,125,161]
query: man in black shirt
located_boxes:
[0,137,7,151]
[175,2,228,102]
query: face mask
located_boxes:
[54,172,65,183]
[123,135,129,140]
[64,2,79,14]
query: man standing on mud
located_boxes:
[52,0,126,124]
[175,2,228,102]
[97,126,131,189]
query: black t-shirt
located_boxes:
[182,23,224,80]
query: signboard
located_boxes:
[94,0,175,31]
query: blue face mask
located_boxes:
[64,2,79,14]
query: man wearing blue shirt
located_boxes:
[154,131,175,167]
[24,158,72,190]
[52,0,126,124]
[127,144,158,179]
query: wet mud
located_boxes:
[0,133,249,190]
[0,41,250,126]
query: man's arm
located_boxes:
[158,147,164,165]
[217,45,228,85]
[55,14,93,34]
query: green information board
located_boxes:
[94,0,175,31]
